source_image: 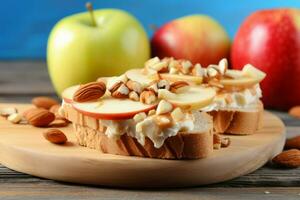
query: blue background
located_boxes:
[0,0,299,59]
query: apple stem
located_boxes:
[86,2,97,27]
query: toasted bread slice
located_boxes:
[63,103,213,159]
[209,101,264,135]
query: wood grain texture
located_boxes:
[0,103,285,188]
[0,184,300,200]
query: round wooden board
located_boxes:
[0,103,285,188]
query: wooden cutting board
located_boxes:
[0,103,285,188]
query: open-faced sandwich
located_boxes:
[60,57,266,159]
[135,57,266,135]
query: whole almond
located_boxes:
[73,81,106,102]
[43,129,67,144]
[50,118,69,128]
[49,104,61,114]
[22,107,37,118]
[285,136,300,150]
[26,108,55,127]
[289,106,300,118]
[32,97,59,109]
[272,149,300,168]
[170,81,189,93]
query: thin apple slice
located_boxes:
[221,69,260,89]
[220,77,259,88]
[158,86,216,110]
[72,98,156,120]
[62,85,80,103]
[159,73,203,84]
[242,64,266,82]
[126,69,159,87]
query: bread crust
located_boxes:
[63,103,213,159]
[73,124,213,159]
[209,101,264,135]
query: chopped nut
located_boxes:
[157,80,170,90]
[109,81,129,98]
[154,115,172,128]
[7,113,22,124]
[129,91,139,101]
[108,81,123,93]
[170,81,189,93]
[156,100,173,115]
[158,89,177,99]
[140,90,157,104]
[221,137,231,148]
[192,63,205,76]
[169,67,178,74]
[126,80,143,94]
[171,107,184,122]
[154,61,169,72]
[118,84,129,95]
[0,107,17,117]
[148,109,156,116]
[133,112,147,123]
[207,66,219,78]
[145,57,160,68]
[147,83,158,94]
[180,60,193,74]
[168,59,181,70]
[218,58,228,74]
[111,83,129,98]
[118,74,128,83]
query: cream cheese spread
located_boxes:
[201,84,262,112]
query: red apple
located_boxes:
[231,9,300,110]
[151,15,230,67]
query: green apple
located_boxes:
[47,8,150,95]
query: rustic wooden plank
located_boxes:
[0,184,299,200]
[0,61,55,95]
[1,162,299,187]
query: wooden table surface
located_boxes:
[0,61,300,200]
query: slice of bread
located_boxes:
[63,103,213,159]
[208,101,264,135]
